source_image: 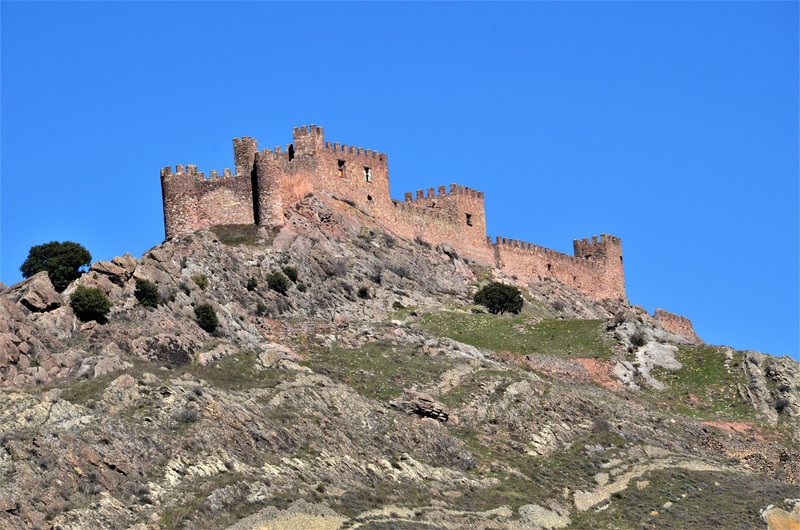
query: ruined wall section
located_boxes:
[494,234,627,302]
[160,162,255,240]
[654,309,702,344]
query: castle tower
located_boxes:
[573,234,626,301]
[233,136,258,177]
[292,125,324,158]
[160,165,199,240]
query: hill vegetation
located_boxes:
[0,195,797,529]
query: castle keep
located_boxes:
[161,125,627,302]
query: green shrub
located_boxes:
[194,303,218,332]
[21,241,91,292]
[267,272,289,295]
[357,286,371,300]
[246,277,258,291]
[70,286,111,322]
[297,283,308,293]
[473,282,523,315]
[255,302,268,316]
[630,329,647,348]
[282,266,298,283]
[192,274,209,290]
[134,278,160,307]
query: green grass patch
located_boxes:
[439,368,527,408]
[647,345,757,421]
[450,426,627,511]
[567,468,797,530]
[302,341,454,402]
[159,473,248,530]
[416,312,614,359]
[184,351,291,391]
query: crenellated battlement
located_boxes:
[323,141,387,161]
[160,124,627,301]
[401,183,485,203]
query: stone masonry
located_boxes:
[162,125,631,303]
[654,309,702,344]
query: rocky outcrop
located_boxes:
[0,195,797,529]
[390,389,450,423]
[6,271,62,312]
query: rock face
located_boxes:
[0,195,798,530]
[7,271,62,312]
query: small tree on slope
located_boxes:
[473,282,524,315]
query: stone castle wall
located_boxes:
[654,309,702,344]
[494,234,625,301]
[160,125,628,302]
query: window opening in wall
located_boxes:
[367,195,373,202]
[337,160,345,177]
[620,256,623,263]
[288,145,295,161]
[547,263,552,272]
[465,213,473,226]
[364,167,372,182]
[573,276,577,282]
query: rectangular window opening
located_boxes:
[364,167,372,182]
[337,160,345,177]
[465,213,473,226]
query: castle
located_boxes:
[161,125,627,302]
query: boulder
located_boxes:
[94,355,129,377]
[112,253,138,274]
[390,389,449,423]
[9,272,62,312]
[90,261,129,285]
[257,343,304,368]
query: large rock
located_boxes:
[390,389,449,423]
[90,261,129,285]
[8,272,62,312]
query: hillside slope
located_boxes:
[1,195,798,529]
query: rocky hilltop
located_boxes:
[1,195,798,529]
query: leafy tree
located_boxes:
[357,286,371,299]
[473,282,524,315]
[246,277,258,291]
[134,278,160,308]
[20,241,91,292]
[267,272,289,295]
[70,286,111,322]
[194,303,218,332]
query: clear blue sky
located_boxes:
[1,2,797,359]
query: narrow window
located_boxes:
[547,263,552,272]
[620,256,623,263]
[288,145,295,161]
[337,160,345,177]
[364,167,372,182]
[465,213,473,226]
[573,276,577,282]
[367,195,373,202]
